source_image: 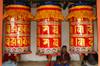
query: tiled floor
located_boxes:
[20,61,82,66]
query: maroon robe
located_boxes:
[2,54,16,62]
[56,52,71,63]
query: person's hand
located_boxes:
[61,61,68,65]
[63,60,68,64]
[61,62,64,65]
[58,62,61,65]
[85,60,88,63]
[57,61,61,65]
[79,54,84,60]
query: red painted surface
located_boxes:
[69,18,94,53]
[0,0,3,65]
[97,0,100,65]
[4,5,31,54]
[37,18,61,55]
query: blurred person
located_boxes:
[54,46,71,66]
[2,54,20,66]
[81,52,98,66]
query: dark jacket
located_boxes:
[83,52,98,65]
[56,52,71,63]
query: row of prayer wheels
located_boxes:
[3,2,96,60]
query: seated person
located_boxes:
[54,46,71,66]
[81,52,98,66]
[2,54,20,66]
[46,62,54,66]
[46,55,54,66]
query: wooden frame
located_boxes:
[0,0,3,66]
[97,0,100,65]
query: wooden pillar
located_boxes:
[97,0,100,65]
[0,0,3,65]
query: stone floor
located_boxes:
[20,61,82,66]
[20,61,98,66]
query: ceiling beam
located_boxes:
[3,0,96,4]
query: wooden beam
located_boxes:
[97,0,100,65]
[0,0,3,66]
[3,0,96,4]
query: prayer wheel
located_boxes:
[65,3,96,53]
[35,2,64,56]
[3,2,34,54]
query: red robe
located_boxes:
[2,54,16,62]
[46,63,54,66]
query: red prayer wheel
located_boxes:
[3,2,34,54]
[65,3,96,53]
[35,2,64,56]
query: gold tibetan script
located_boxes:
[17,38,22,46]
[53,39,58,46]
[22,37,28,45]
[88,25,93,33]
[23,25,30,33]
[53,26,58,34]
[43,26,49,33]
[75,25,84,33]
[37,26,40,34]
[11,25,29,33]
[70,26,73,33]
[70,38,73,45]
[5,37,10,46]
[76,38,85,46]
[6,25,10,33]
[5,37,29,46]
[17,25,23,33]
[37,39,40,46]
[11,25,18,32]
[89,38,93,46]
[11,38,16,46]
[43,39,49,47]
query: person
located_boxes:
[46,55,54,66]
[15,55,20,66]
[46,62,54,66]
[2,54,20,66]
[81,52,98,66]
[54,46,71,66]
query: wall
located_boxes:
[20,7,97,61]
[2,6,97,61]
